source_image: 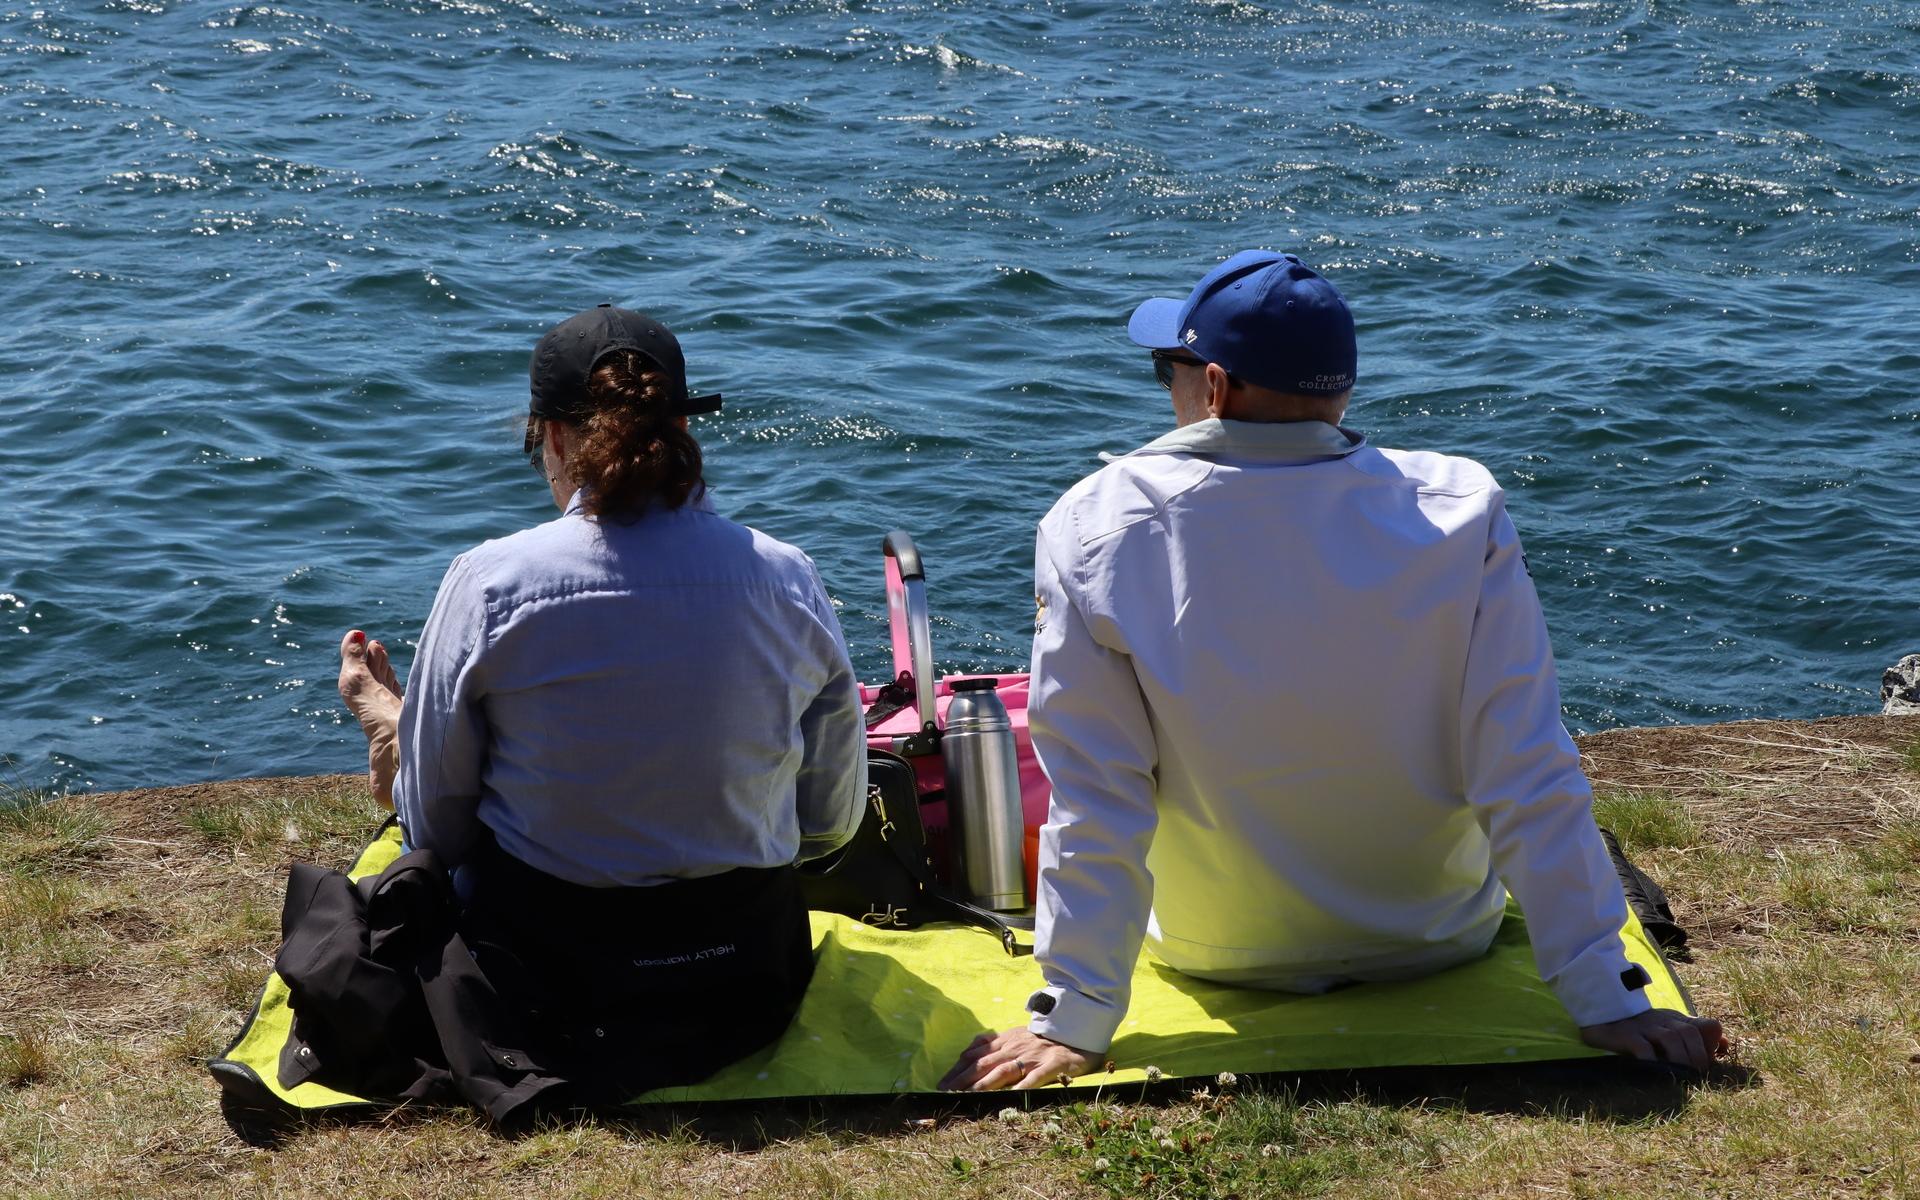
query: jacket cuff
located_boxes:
[1025,985,1123,1055]
[1550,942,1658,1028]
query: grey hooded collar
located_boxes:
[1100,418,1367,465]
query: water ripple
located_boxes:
[2,0,1917,790]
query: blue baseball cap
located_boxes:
[1127,250,1357,396]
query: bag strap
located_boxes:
[873,799,1024,957]
[894,833,1029,956]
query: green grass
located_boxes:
[0,787,104,874]
[162,1012,230,1069]
[0,874,90,968]
[1591,789,1701,853]
[1857,825,1920,903]
[211,953,268,1012]
[183,785,377,857]
[1766,844,1919,937]
[1043,1081,1447,1198]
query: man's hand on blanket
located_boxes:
[940,1028,1104,1091]
[1579,1008,1728,1072]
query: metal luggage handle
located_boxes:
[882,530,939,755]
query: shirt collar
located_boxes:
[1101,418,1367,465]
[563,486,717,518]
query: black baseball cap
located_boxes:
[527,304,723,421]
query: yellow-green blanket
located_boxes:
[212,825,1688,1109]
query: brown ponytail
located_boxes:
[540,347,705,517]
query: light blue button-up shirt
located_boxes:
[393,489,867,888]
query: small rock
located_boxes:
[1883,654,1920,716]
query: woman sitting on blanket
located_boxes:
[334,304,867,1118]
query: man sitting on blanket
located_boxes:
[942,251,1727,1092]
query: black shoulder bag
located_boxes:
[798,748,1025,955]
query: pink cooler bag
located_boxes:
[860,533,1050,901]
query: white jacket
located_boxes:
[1024,418,1650,1054]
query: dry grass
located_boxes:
[0,1033,52,1090]
[1578,714,1920,846]
[1,715,1918,1198]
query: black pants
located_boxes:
[276,834,813,1124]
[452,837,816,1111]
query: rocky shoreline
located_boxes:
[1883,653,1920,716]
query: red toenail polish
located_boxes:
[349,631,365,643]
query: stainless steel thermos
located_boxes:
[940,678,1029,912]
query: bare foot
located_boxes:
[366,636,403,699]
[339,629,403,810]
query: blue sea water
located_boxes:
[1,0,1916,793]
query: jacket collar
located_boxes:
[1102,418,1366,465]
